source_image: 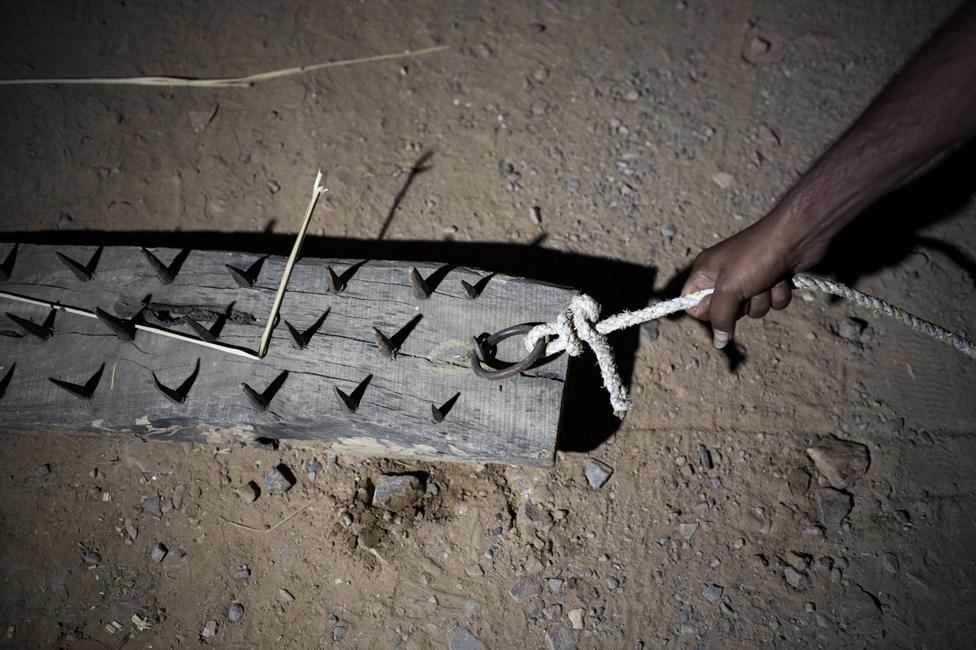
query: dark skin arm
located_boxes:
[683,0,976,348]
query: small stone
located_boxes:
[882,552,899,574]
[82,551,101,566]
[894,509,911,525]
[698,446,713,471]
[837,318,866,341]
[57,213,75,230]
[786,551,813,570]
[531,99,549,115]
[805,602,817,613]
[34,464,52,477]
[885,417,905,433]
[307,461,322,481]
[533,66,550,83]
[234,566,251,581]
[806,437,870,489]
[124,519,138,541]
[837,586,881,624]
[711,171,735,190]
[703,584,723,603]
[584,459,613,488]
[227,603,244,622]
[623,88,640,102]
[151,543,168,563]
[449,629,484,650]
[640,320,659,342]
[200,620,217,641]
[173,484,187,510]
[568,608,585,629]
[188,105,219,132]
[372,474,425,511]
[141,494,163,518]
[267,180,281,194]
[548,578,564,593]
[784,567,808,590]
[278,587,295,603]
[543,604,563,620]
[545,625,578,650]
[679,522,699,539]
[263,464,296,494]
[530,205,542,225]
[509,576,542,603]
[750,37,771,56]
[813,487,853,529]
[241,481,260,503]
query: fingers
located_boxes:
[708,288,741,349]
[747,291,772,319]
[771,280,792,310]
[681,269,716,321]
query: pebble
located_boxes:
[509,576,542,603]
[543,604,563,621]
[372,474,425,511]
[784,567,808,590]
[173,484,187,510]
[640,320,659,342]
[568,608,585,629]
[151,543,168,563]
[200,620,218,641]
[241,481,260,503]
[548,578,565,593]
[124,519,139,541]
[750,37,771,56]
[703,584,723,603]
[698,446,713,471]
[711,171,735,190]
[449,629,484,650]
[278,587,295,603]
[234,566,251,581]
[882,552,900,574]
[227,603,244,622]
[545,625,578,650]
[837,586,881,624]
[623,88,640,102]
[812,487,853,529]
[263,464,296,494]
[679,522,699,539]
[837,318,866,341]
[806,437,870,489]
[34,464,52,477]
[893,509,911,525]
[583,459,613,489]
[530,205,542,225]
[82,551,101,566]
[141,494,163,518]
[307,461,322,481]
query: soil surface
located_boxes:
[1,1,975,648]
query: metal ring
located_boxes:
[470,323,548,380]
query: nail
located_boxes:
[372,327,396,359]
[6,310,55,340]
[182,315,219,343]
[334,386,357,413]
[0,244,18,281]
[151,359,200,404]
[141,247,175,283]
[225,264,255,288]
[430,403,444,424]
[241,370,288,411]
[325,266,344,294]
[49,363,105,399]
[283,320,308,349]
[408,267,431,300]
[460,280,479,300]
[713,329,730,350]
[56,252,94,281]
[241,383,268,411]
[0,363,15,400]
[94,308,137,341]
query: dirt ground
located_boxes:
[1,1,975,648]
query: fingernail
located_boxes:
[713,330,730,349]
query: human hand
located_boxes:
[681,213,829,348]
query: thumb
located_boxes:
[708,286,741,349]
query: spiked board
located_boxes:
[0,243,574,466]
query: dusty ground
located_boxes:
[1,1,975,648]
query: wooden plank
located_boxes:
[0,243,574,465]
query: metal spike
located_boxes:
[94,308,136,341]
[430,403,444,424]
[152,372,185,404]
[49,363,104,399]
[325,266,344,294]
[225,264,255,288]
[460,280,479,299]
[408,267,431,300]
[241,383,268,411]
[182,315,218,343]
[284,320,308,349]
[0,363,15,400]
[6,310,55,340]
[334,386,357,413]
[56,252,93,281]
[141,247,175,283]
[372,327,396,359]
[0,244,17,281]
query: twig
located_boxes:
[220,496,320,533]
[0,45,450,88]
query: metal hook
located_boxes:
[470,323,548,380]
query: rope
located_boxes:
[524,273,975,417]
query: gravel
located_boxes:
[228,603,244,622]
[583,459,613,489]
[372,474,425,511]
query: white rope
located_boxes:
[524,273,975,418]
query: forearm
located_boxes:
[769,0,976,267]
